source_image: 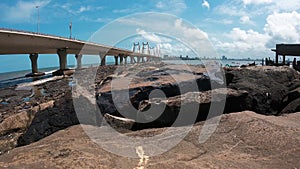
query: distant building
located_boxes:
[221,55,227,60]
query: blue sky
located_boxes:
[0,0,300,72]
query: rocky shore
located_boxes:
[0,62,299,168]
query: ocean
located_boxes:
[0,59,259,89]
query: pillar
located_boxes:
[99,53,106,66]
[57,48,67,70]
[275,53,279,65]
[75,54,83,69]
[141,57,145,63]
[124,56,128,65]
[120,55,124,65]
[137,57,141,63]
[29,53,39,74]
[283,55,286,65]
[130,56,135,64]
[114,55,119,65]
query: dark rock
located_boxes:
[17,92,79,146]
[52,69,75,76]
[25,72,45,77]
[288,79,300,91]
[226,66,299,115]
[287,87,300,102]
[280,98,300,114]
[135,88,248,129]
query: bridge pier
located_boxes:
[114,55,118,65]
[58,48,67,70]
[75,54,83,69]
[137,57,141,63]
[25,53,45,77]
[53,48,74,76]
[120,55,124,65]
[130,56,135,64]
[124,56,128,65]
[99,53,106,66]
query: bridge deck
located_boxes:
[0,29,157,58]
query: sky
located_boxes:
[0,0,300,73]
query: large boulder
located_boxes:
[280,98,300,114]
[136,88,248,129]
[17,92,79,146]
[226,66,299,115]
[96,64,213,118]
[287,87,300,102]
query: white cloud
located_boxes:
[158,43,192,56]
[272,0,300,12]
[204,18,233,25]
[214,28,270,57]
[242,0,300,12]
[156,1,165,9]
[174,19,209,41]
[113,8,134,13]
[155,0,187,14]
[78,6,91,13]
[136,29,171,43]
[79,16,112,23]
[59,3,103,16]
[202,0,210,9]
[264,11,300,47]
[243,0,273,5]
[240,15,254,25]
[214,5,247,17]
[1,0,50,23]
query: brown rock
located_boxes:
[0,111,299,168]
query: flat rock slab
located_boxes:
[0,111,299,169]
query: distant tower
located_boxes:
[142,42,150,54]
[156,44,160,57]
[133,42,140,53]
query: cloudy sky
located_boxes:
[0,0,300,71]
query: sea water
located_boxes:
[0,62,116,89]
